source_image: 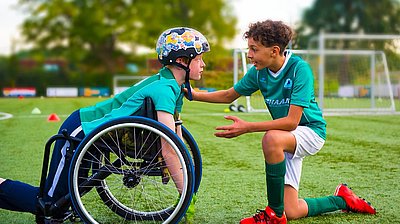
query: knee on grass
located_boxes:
[284,208,306,220]
[283,198,309,220]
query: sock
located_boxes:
[265,160,286,217]
[304,196,347,217]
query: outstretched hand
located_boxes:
[215,116,249,138]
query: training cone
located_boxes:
[47,113,60,122]
[31,107,41,115]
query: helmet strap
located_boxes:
[172,59,193,101]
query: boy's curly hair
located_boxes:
[244,20,293,55]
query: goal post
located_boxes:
[233,49,397,115]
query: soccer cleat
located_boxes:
[240,206,287,224]
[334,183,376,214]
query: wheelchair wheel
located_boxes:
[69,116,194,224]
[181,126,202,193]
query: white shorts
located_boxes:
[284,126,325,191]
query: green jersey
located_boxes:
[234,51,326,140]
[80,67,183,134]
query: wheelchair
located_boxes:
[36,98,202,224]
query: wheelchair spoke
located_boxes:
[69,117,194,224]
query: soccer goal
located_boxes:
[112,75,149,95]
[233,48,397,115]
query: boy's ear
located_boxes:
[271,46,281,56]
[175,57,189,65]
[175,57,184,65]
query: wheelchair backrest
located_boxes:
[133,97,158,120]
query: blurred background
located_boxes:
[0,0,399,112]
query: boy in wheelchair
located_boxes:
[0,27,210,223]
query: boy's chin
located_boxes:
[254,65,263,70]
[191,76,201,81]
[252,63,263,70]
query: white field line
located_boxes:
[0,112,13,120]
[0,113,69,120]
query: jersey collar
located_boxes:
[268,50,292,78]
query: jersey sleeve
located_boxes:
[233,66,260,96]
[152,82,181,115]
[175,91,184,113]
[290,61,314,108]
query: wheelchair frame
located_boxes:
[36,98,202,224]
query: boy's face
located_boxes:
[189,54,206,81]
[247,37,276,70]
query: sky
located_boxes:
[0,0,315,55]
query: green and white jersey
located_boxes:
[80,67,183,134]
[234,51,326,140]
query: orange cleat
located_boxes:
[240,206,287,224]
[334,183,376,214]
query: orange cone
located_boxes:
[47,113,60,122]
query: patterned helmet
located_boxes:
[156,27,210,65]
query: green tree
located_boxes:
[18,0,237,82]
[295,0,400,85]
[296,0,400,48]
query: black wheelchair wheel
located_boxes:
[181,126,202,193]
[69,116,194,224]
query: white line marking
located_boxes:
[0,112,13,120]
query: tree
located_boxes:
[17,0,237,80]
[296,0,400,48]
[295,0,400,85]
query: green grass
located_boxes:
[1,97,400,223]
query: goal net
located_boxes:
[233,48,396,115]
[112,75,149,95]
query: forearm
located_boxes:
[157,111,184,193]
[246,105,303,132]
[246,117,299,133]
[192,87,240,103]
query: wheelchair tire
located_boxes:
[69,116,194,224]
[181,125,202,193]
